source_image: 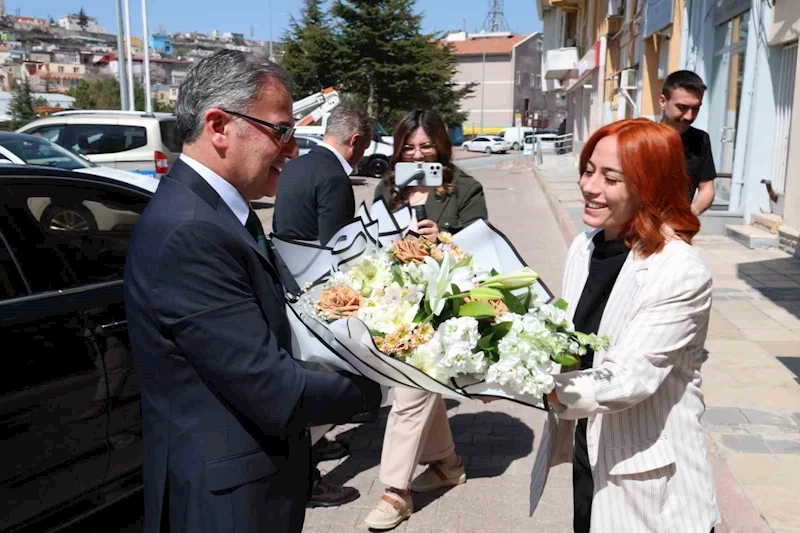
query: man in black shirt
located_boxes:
[660,70,717,215]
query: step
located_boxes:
[750,213,783,234]
[725,224,779,249]
[778,225,800,256]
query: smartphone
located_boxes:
[394,162,444,188]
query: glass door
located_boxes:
[708,10,749,208]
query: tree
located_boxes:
[9,79,37,129]
[331,0,475,128]
[68,77,174,113]
[280,0,344,99]
[77,7,89,31]
[32,96,49,107]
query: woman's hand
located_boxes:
[546,390,562,410]
[416,219,439,242]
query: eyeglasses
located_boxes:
[401,143,437,156]
[220,108,296,144]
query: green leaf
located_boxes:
[450,284,462,315]
[553,353,580,366]
[413,308,427,323]
[477,333,494,351]
[499,289,527,315]
[490,320,514,342]
[391,264,405,287]
[490,268,500,277]
[454,257,472,269]
[458,301,497,318]
[370,329,385,338]
[521,289,532,310]
[553,298,569,311]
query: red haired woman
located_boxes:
[530,119,719,533]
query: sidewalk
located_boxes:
[534,153,800,533]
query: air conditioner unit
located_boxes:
[619,69,637,90]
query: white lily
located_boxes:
[419,251,471,316]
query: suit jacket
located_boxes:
[530,228,719,533]
[374,169,487,234]
[272,145,355,245]
[123,159,379,533]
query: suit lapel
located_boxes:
[167,159,289,293]
[426,192,450,226]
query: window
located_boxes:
[516,71,521,85]
[67,124,148,155]
[530,73,536,88]
[27,124,66,144]
[0,232,28,300]
[536,74,542,89]
[4,180,149,287]
[57,66,64,73]
[73,67,79,73]
[537,39,543,52]
[0,136,90,170]
[159,120,181,153]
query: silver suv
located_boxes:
[17,110,180,179]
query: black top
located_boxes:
[272,145,355,245]
[571,231,631,370]
[681,126,717,200]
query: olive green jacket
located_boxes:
[373,170,488,234]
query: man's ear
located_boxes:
[349,133,361,148]
[205,108,233,150]
[659,94,667,111]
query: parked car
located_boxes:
[0,165,153,533]
[498,127,534,151]
[294,134,324,157]
[17,110,180,179]
[461,136,511,154]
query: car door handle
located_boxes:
[96,320,127,335]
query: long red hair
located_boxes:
[579,118,700,257]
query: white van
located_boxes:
[17,110,180,179]
[498,127,535,151]
[295,113,394,177]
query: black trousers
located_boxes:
[573,418,593,533]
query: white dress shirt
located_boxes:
[317,141,353,176]
[179,153,251,225]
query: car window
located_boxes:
[27,124,66,144]
[67,124,148,155]
[0,137,91,170]
[4,181,149,287]
[491,137,505,141]
[296,137,310,149]
[159,119,181,153]
[0,232,28,300]
[474,137,487,142]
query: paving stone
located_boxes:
[740,408,795,426]
[765,439,800,454]
[702,407,747,425]
[720,434,771,453]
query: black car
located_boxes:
[0,166,152,532]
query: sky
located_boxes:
[11,0,542,43]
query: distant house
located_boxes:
[0,92,74,122]
[13,17,49,30]
[58,13,106,34]
[150,34,174,56]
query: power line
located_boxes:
[482,0,510,33]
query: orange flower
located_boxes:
[392,238,431,264]
[317,286,364,319]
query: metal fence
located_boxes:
[532,133,573,165]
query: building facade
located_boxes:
[538,0,800,246]
[58,13,106,34]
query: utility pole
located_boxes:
[115,0,129,110]
[141,0,152,112]
[480,30,486,135]
[268,0,274,61]
[123,0,135,110]
[483,0,510,33]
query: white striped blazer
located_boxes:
[529,228,720,533]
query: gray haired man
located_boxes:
[273,102,373,245]
[124,50,381,533]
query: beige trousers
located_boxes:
[379,388,455,489]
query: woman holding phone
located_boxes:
[364,109,487,530]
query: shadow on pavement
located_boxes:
[735,257,800,319]
[323,401,535,504]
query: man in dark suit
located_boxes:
[124,50,381,533]
[272,102,373,245]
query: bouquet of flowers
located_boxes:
[273,200,608,410]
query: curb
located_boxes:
[705,435,772,533]
[531,164,579,245]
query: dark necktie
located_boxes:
[245,210,269,255]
